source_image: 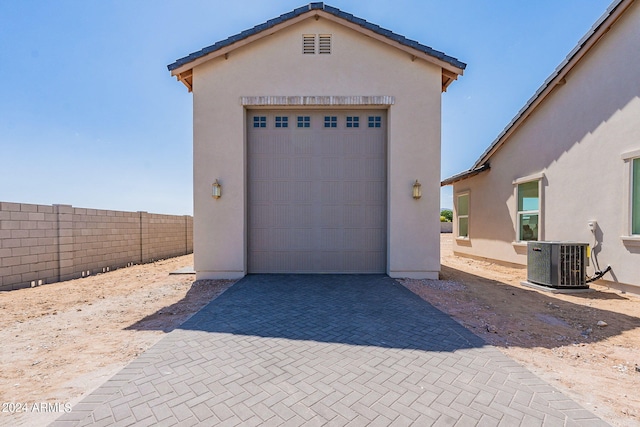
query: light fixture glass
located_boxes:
[412,179,422,199]
[212,179,222,199]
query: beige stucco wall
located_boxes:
[452,1,640,291]
[192,16,444,279]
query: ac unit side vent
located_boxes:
[527,242,588,288]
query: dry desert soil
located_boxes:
[1,234,638,426]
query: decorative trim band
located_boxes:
[241,95,395,106]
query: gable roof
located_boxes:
[441,0,634,187]
[168,2,466,92]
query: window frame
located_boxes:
[274,116,288,128]
[324,116,337,128]
[621,149,640,242]
[513,173,544,244]
[368,116,381,128]
[252,116,267,128]
[632,158,640,235]
[455,192,470,239]
[297,116,311,128]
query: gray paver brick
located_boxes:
[49,275,607,427]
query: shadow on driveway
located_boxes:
[174,274,486,351]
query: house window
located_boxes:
[457,193,469,238]
[346,116,359,128]
[368,116,381,128]
[633,158,640,234]
[275,116,288,128]
[297,116,310,128]
[517,181,539,241]
[253,116,267,128]
[324,116,337,128]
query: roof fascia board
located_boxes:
[170,13,311,77]
[315,11,465,76]
[440,164,490,186]
[170,8,464,82]
[472,0,631,169]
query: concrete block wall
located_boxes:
[0,201,193,291]
[142,213,193,263]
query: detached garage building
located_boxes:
[168,3,465,279]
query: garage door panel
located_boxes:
[343,181,368,203]
[250,181,271,202]
[320,182,344,203]
[292,159,313,179]
[319,205,344,228]
[339,228,385,251]
[363,158,385,179]
[249,158,269,180]
[249,203,272,227]
[292,137,313,155]
[251,251,315,272]
[317,251,346,271]
[348,251,386,272]
[255,228,311,251]
[248,110,386,273]
[271,181,299,202]
[320,229,345,251]
[364,181,385,202]
[268,181,313,202]
[319,157,343,179]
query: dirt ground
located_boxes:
[0,256,233,427]
[400,234,640,426]
[1,236,639,426]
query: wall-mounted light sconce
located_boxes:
[412,179,422,199]
[212,179,222,199]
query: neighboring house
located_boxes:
[442,0,640,293]
[169,3,465,279]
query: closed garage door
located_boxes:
[247,109,386,273]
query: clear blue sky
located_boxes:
[0,0,612,215]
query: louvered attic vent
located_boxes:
[302,34,331,54]
[303,34,315,54]
[319,34,331,54]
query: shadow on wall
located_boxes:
[127,272,639,352]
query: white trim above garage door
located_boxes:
[247,109,387,273]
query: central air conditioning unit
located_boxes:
[527,242,588,288]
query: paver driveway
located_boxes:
[51,275,607,426]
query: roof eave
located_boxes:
[471,0,632,169]
[441,164,490,186]
[169,4,466,92]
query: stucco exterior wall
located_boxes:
[452,1,640,291]
[192,16,443,279]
